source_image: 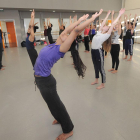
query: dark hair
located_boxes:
[0,29,2,37]
[70,40,86,78]
[63,26,65,30]
[34,26,39,33]
[51,24,53,27]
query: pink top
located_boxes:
[84,28,90,36]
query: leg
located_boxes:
[86,37,90,52]
[27,49,38,67]
[97,49,106,90]
[45,36,49,45]
[123,40,128,59]
[108,46,115,72]
[91,50,99,85]
[127,39,133,61]
[112,44,120,74]
[84,37,87,51]
[35,75,74,135]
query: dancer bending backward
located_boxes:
[26,10,38,67]
[34,10,103,140]
[123,14,137,61]
[91,9,125,90]
[108,11,122,74]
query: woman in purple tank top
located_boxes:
[34,9,103,140]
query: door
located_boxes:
[6,22,17,47]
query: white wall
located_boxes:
[0,0,122,12]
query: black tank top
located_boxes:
[126,29,132,39]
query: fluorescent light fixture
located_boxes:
[73,11,75,12]
[0,9,3,10]
[121,21,124,24]
[133,36,140,38]
[53,11,55,12]
[29,10,32,11]
[135,29,140,32]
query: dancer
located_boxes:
[108,11,122,74]
[26,9,38,67]
[84,25,90,53]
[47,18,54,44]
[44,21,49,45]
[123,14,137,61]
[0,29,4,71]
[91,9,125,90]
[58,19,66,35]
[34,10,103,140]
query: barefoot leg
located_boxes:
[108,68,115,72]
[127,56,132,61]
[96,83,105,90]
[123,55,127,59]
[52,120,59,125]
[56,131,73,140]
[91,79,98,85]
[111,70,118,74]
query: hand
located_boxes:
[119,8,125,15]
[92,9,103,19]
[78,14,89,22]
[31,9,35,18]
[129,14,131,17]
[112,10,114,16]
[135,14,137,18]
[96,20,99,23]
[107,10,111,16]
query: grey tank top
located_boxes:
[111,31,120,44]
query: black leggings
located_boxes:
[91,49,106,83]
[110,44,120,70]
[27,48,38,67]
[35,75,74,133]
[0,43,3,69]
[48,35,54,44]
[123,36,126,50]
[84,36,89,51]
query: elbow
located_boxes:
[74,27,80,33]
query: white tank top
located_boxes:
[111,31,120,44]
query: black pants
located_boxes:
[27,48,38,67]
[91,49,106,83]
[35,75,74,133]
[110,44,120,70]
[0,43,3,69]
[48,35,54,44]
[84,36,90,51]
[123,36,126,50]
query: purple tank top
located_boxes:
[34,43,65,77]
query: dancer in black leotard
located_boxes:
[0,29,4,71]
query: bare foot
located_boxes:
[84,50,87,52]
[105,55,107,58]
[2,65,6,67]
[96,84,105,90]
[86,51,90,53]
[70,56,72,57]
[123,57,127,59]
[127,59,132,61]
[52,120,59,125]
[56,131,73,140]
[71,63,74,65]
[0,68,5,71]
[121,50,124,52]
[91,81,98,85]
[108,68,114,72]
[111,70,118,74]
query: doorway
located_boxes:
[0,20,17,48]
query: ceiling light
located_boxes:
[0,9,3,11]
[73,11,75,12]
[53,11,55,12]
[29,10,32,11]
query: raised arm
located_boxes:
[132,14,137,34]
[34,22,38,26]
[47,18,49,27]
[99,10,111,31]
[118,16,122,35]
[124,15,129,29]
[58,19,61,29]
[76,9,103,33]
[29,9,35,42]
[111,10,114,23]
[96,20,99,31]
[107,8,125,34]
[70,16,72,24]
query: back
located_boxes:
[26,35,34,50]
